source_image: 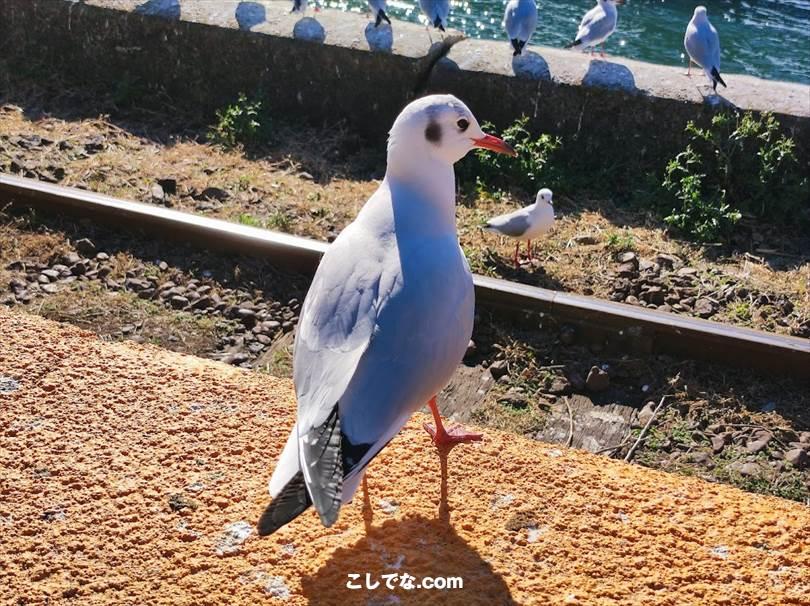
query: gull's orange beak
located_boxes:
[472,133,517,157]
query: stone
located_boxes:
[637,401,657,427]
[694,298,717,318]
[573,235,597,245]
[224,352,250,366]
[74,238,96,256]
[237,308,257,326]
[546,376,571,395]
[617,251,637,264]
[464,339,477,359]
[711,433,730,454]
[585,366,610,392]
[676,267,698,277]
[642,286,666,305]
[41,284,58,294]
[170,295,190,309]
[624,295,639,305]
[40,269,59,281]
[617,262,637,277]
[739,462,761,477]
[151,183,165,204]
[489,360,509,380]
[800,432,810,444]
[784,448,808,470]
[746,434,772,454]
[157,178,177,196]
[655,253,682,270]
[498,389,529,409]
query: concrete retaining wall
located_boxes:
[1,0,808,173]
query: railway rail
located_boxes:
[1,173,808,377]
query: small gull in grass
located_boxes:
[484,188,555,268]
[565,0,625,58]
[257,95,516,536]
[503,0,537,57]
[684,6,727,93]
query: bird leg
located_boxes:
[514,242,520,268]
[686,59,693,77]
[423,396,482,449]
[600,42,606,58]
[526,239,532,260]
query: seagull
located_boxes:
[257,95,516,536]
[566,0,624,57]
[684,6,726,92]
[504,0,538,57]
[368,0,391,27]
[419,0,450,32]
[484,188,555,267]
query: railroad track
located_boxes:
[1,173,808,376]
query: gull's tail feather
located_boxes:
[257,471,312,536]
[565,39,581,49]
[511,38,521,56]
[433,15,445,31]
[377,9,391,26]
[711,67,727,89]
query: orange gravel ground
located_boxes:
[1,307,808,606]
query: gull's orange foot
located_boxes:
[423,422,483,447]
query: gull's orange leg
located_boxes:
[514,242,520,268]
[423,396,483,449]
[600,42,606,58]
[526,239,532,259]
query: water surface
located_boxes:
[326,0,810,84]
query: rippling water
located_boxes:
[325,0,810,84]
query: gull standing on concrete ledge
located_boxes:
[420,0,450,32]
[504,0,538,57]
[484,188,555,267]
[257,95,516,536]
[684,6,726,92]
[566,0,624,57]
[368,0,391,27]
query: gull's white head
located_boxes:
[535,188,553,207]
[693,6,707,19]
[599,0,625,6]
[387,95,515,167]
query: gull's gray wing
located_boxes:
[485,209,531,238]
[685,20,719,70]
[505,0,537,42]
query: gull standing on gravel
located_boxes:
[420,0,450,32]
[368,0,391,27]
[257,95,516,536]
[684,6,726,92]
[504,0,538,57]
[484,188,555,267]
[566,0,624,57]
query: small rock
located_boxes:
[616,262,637,277]
[224,352,250,366]
[636,401,657,426]
[378,498,399,515]
[237,308,257,326]
[585,366,609,392]
[739,462,761,477]
[676,267,698,277]
[689,451,712,466]
[746,434,772,454]
[655,253,682,270]
[693,298,717,318]
[150,183,165,204]
[573,235,597,245]
[799,432,810,444]
[170,295,190,309]
[711,433,730,454]
[642,286,666,306]
[197,187,230,202]
[74,238,96,256]
[499,389,529,409]
[40,269,59,281]
[784,448,808,470]
[464,340,476,359]
[546,376,571,395]
[489,360,509,380]
[617,251,637,264]
[624,295,639,305]
[157,178,177,196]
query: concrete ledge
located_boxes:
[1,0,808,170]
[2,306,809,604]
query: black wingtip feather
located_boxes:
[711,67,727,88]
[257,471,312,536]
[565,39,581,49]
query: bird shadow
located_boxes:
[583,59,637,93]
[511,50,550,80]
[133,0,180,20]
[364,22,393,53]
[293,16,326,43]
[299,448,518,605]
[235,1,266,31]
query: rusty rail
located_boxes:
[1,173,807,376]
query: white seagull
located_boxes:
[484,188,555,267]
[368,0,391,27]
[504,0,538,57]
[684,6,726,92]
[419,0,450,32]
[566,0,625,57]
[258,95,516,536]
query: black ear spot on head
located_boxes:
[425,121,442,144]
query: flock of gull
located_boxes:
[290,0,727,92]
[256,4,727,535]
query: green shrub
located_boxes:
[208,94,272,149]
[662,112,807,241]
[459,116,562,194]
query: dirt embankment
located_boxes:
[1,308,808,605]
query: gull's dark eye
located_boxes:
[456,118,469,132]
